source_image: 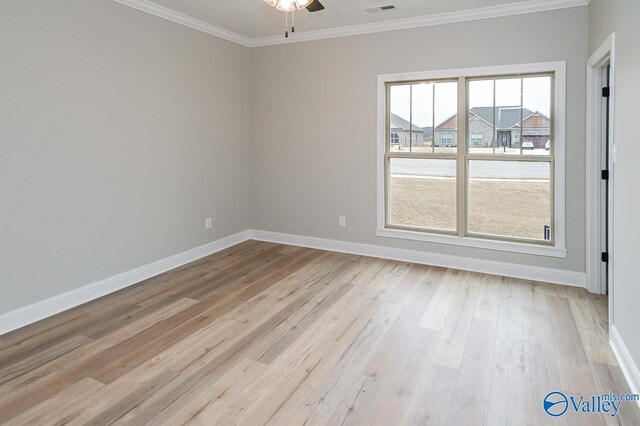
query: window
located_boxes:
[440,131,455,147]
[390,132,399,146]
[377,62,566,257]
[470,131,484,146]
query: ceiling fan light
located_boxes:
[265,0,324,37]
[275,0,296,12]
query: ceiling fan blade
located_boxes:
[306,0,325,12]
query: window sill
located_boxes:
[375,228,567,258]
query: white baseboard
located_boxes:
[249,230,586,287]
[610,325,640,407]
[0,230,251,336]
[0,228,586,337]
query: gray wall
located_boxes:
[250,7,589,272]
[0,2,597,322]
[0,0,252,314]
[588,0,640,380]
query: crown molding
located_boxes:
[110,0,253,47]
[249,0,589,47]
[110,0,588,48]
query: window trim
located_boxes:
[376,62,567,258]
[440,130,454,146]
[470,131,484,146]
[390,132,399,146]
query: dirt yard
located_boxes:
[389,176,550,240]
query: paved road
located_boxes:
[391,158,549,179]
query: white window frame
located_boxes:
[390,132,399,145]
[376,62,567,258]
[441,131,454,146]
[470,131,484,146]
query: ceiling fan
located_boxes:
[263,0,325,38]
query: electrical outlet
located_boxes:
[339,216,346,227]
[205,218,212,230]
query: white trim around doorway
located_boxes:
[585,34,615,299]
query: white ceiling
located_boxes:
[121,0,587,43]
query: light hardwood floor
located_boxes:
[0,241,638,425]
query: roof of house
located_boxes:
[469,107,535,129]
[390,113,424,132]
[434,107,549,130]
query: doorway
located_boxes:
[599,65,610,293]
[497,130,511,148]
[586,34,615,306]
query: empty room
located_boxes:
[1,0,640,424]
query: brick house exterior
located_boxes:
[518,113,551,148]
[433,107,550,149]
[433,115,458,147]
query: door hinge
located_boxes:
[602,87,610,98]
[601,252,609,263]
[601,170,609,180]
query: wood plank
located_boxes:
[4,377,104,426]
[589,361,640,425]
[223,339,347,425]
[367,349,432,425]
[0,297,199,422]
[407,362,459,425]
[487,338,527,425]
[445,318,497,425]
[150,359,267,425]
[89,248,322,384]
[418,268,466,331]
[523,307,566,426]
[302,302,403,417]
[0,334,93,386]
[547,296,599,396]
[430,272,480,369]
[569,293,617,365]
[0,242,637,424]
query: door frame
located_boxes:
[586,34,616,305]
